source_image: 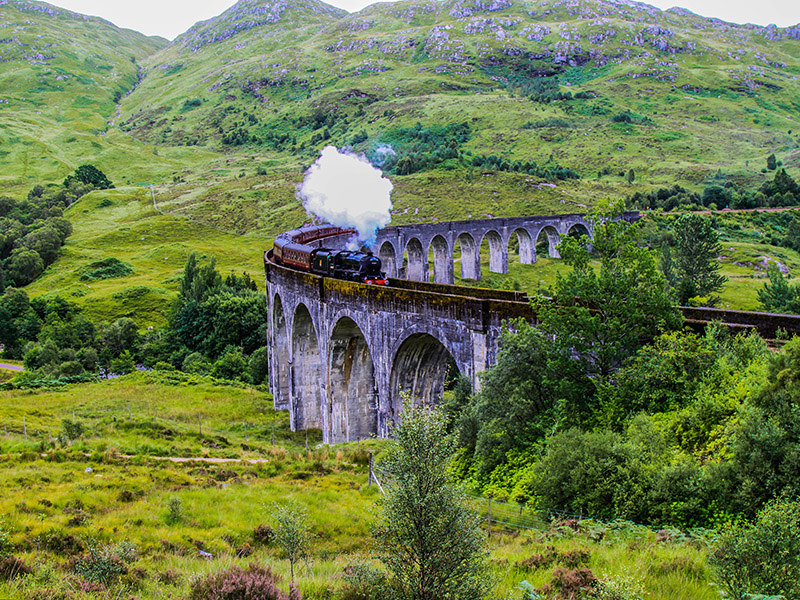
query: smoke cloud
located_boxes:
[297,145,394,245]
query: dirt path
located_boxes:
[122,454,273,464]
[0,363,24,372]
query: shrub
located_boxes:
[73,541,137,585]
[188,564,299,600]
[0,556,32,581]
[38,529,84,555]
[587,573,646,600]
[61,419,84,441]
[549,567,597,599]
[166,497,183,525]
[79,258,133,281]
[710,498,800,599]
[253,524,274,545]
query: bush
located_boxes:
[79,258,133,281]
[188,564,299,600]
[0,556,33,581]
[73,541,137,585]
[61,419,84,441]
[253,524,274,545]
[166,497,183,525]
[710,498,800,599]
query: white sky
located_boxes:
[45,0,800,40]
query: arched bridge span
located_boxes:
[265,211,800,444]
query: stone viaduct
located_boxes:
[265,211,800,445]
[373,213,608,284]
[265,213,612,445]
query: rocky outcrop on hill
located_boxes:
[177,0,345,51]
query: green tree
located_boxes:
[535,199,682,422]
[603,330,716,427]
[211,346,249,381]
[757,264,800,314]
[6,247,44,286]
[461,321,558,479]
[64,164,114,190]
[710,498,800,599]
[766,153,777,171]
[249,346,269,385]
[373,407,491,600]
[673,213,726,305]
[272,502,313,585]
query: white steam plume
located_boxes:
[297,145,394,245]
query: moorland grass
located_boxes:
[0,376,724,599]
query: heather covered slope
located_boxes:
[109,0,800,227]
[0,0,169,196]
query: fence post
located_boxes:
[244,424,248,443]
[198,413,202,436]
[368,453,374,487]
[23,416,27,441]
[487,498,492,538]
[72,410,75,422]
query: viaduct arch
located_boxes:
[373,213,604,282]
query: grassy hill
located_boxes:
[3,0,800,322]
[110,0,800,228]
[0,374,719,600]
[0,0,177,197]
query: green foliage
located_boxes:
[171,253,267,358]
[602,330,716,427]
[73,540,137,585]
[0,524,10,559]
[61,418,85,441]
[767,153,777,171]
[757,264,800,314]
[79,257,134,281]
[530,428,641,520]
[249,346,270,386]
[212,346,249,381]
[459,321,557,479]
[373,407,491,600]
[536,199,682,420]
[166,497,183,525]
[64,164,114,190]
[673,213,726,305]
[271,502,313,584]
[710,499,800,600]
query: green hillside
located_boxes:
[2,0,800,322]
[0,0,175,196]
[112,0,800,227]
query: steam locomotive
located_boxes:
[272,225,388,285]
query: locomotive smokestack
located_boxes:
[297,145,394,246]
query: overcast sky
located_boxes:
[46,0,800,40]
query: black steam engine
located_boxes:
[272,225,388,285]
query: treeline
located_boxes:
[450,201,798,528]
[0,253,268,385]
[629,167,799,211]
[0,165,113,289]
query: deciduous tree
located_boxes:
[373,407,491,600]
